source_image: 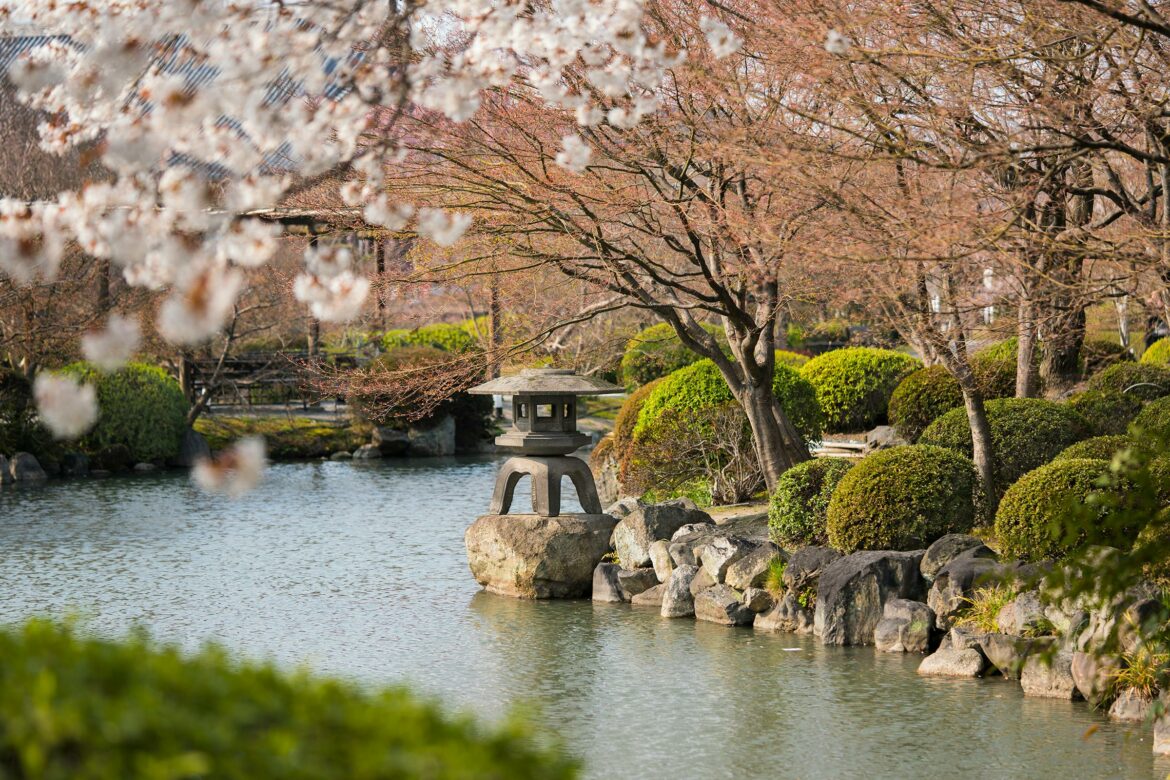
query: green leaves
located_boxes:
[799,347,920,433]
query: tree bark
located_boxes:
[738,376,810,492]
[1016,295,1041,398]
[960,385,997,516]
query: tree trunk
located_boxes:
[1040,302,1086,389]
[739,378,810,492]
[1016,296,1040,398]
[959,385,997,515]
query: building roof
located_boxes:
[469,369,624,396]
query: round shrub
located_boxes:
[774,349,810,369]
[1131,396,1170,441]
[970,355,1019,399]
[994,458,1111,561]
[1054,435,1134,463]
[635,358,823,444]
[1066,389,1143,436]
[1080,338,1132,376]
[799,347,921,432]
[1088,362,1170,401]
[618,322,725,389]
[611,377,663,482]
[825,445,978,553]
[768,458,854,547]
[0,619,576,780]
[1141,338,1170,366]
[60,362,188,462]
[382,323,477,353]
[919,398,1090,492]
[974,338,1019,363]
[887,365,963,443]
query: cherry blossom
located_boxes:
[417,208,472,247]
[192,436,267,498]
[555,134,592,173]
[32,373,99,440]
[700,17,742,59]
[81,314,141,372]
[825,30,852,55]
[157,264,244,346]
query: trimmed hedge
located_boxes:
[1141,338,1170,366]
[1088,362,1170,401]
[974,338,1019,363]
[60,362,188,463]
[887,365,963,443]
[1080,338,1132,376]
[1054,435,1134,463]
[611,377,663,482]
[635,358,823,444]
[825,445,978,553]
[919,398,1089,492]
[1065,389,1143,437]
[1131,396,1170,441]
[774,349,810,369]
[768,458,854,547]
[0,619,576,780]
[994,458,1111,561]
[382,323,478,353]
[799,347,920,433]
[618,322,724,390]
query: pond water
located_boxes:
[0,457,1164,778]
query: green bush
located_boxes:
[825,445,978,553]
[60,362,188,462]
[0,619,576,780]
[974,338,1020,363]
[1054,435,1134,463]
[382,323,478,353]
[768,458,854,547]
[0,369,58,460]
[1141,338,1170,366]
[887,365,964,443]
[635,358,823,444]
[1080,338,1132,376]
[799,347,920,433]
[774,349,810,369]
[970,355,1019,399]
[618,322,724,389]
[610,378,663,482]
[919,398,1089,492]
[994,458,1112,561]
[1088,362,1170,401]
[1065,389,1144,437]
[1131,396,1170,441]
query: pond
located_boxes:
[0,457,1164,778]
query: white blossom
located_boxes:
[293,270,370,322]
[555,134,592,173]
[217,219,281,268]
[363,196,414,230]
[700,17,741,59]
[825,30,852,56]
[157,264,244,345]
[575,104,605,127]
[81,314,141,372]
[417,208,472,247]
[193,436,267,498]
[33,373,98,440]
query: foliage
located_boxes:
[1088,362,1170,401]
[806,319,851,342]
[955,584,1018,633]
[611,377,663,485]
[919,398,1090,494]
[1080,338,1133,376]
[1141,338,1170,366]
[765,557,787,596]
[382,324,478,354]
[774,349,810,369]
[635,358,823,444]
[0,369,59,461]
[887,365,964,443]
[618,322,724,390]
[768,458,854,547]
[195,416,372,459]
[799,347,920,433]
[0,619,577,780]
[60,362,188,462]
[1054,435,1135,463]
[1109,645,1169,700]
[974,338,1019,363]
[993,458,1113,562]
[969,355,1019,399]
[825,445,978,553]
[1066,389,1144,437]
[640,477,714,508]
[1131,396,1170,441]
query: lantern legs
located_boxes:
[488,455,603,517]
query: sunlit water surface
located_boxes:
[0,457,1164,778]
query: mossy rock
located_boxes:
[994,458,1112,562]
[825,445,978,553]
[919,398,1089,493]
[887,365,964,443]
[1054,435,1134,463]
[1088,363,1170,401]
[1140,338,1170,366]
[1065,389,1143,437]
[799,347,920,433]
[768,458,854,547]
[618,322,725,390]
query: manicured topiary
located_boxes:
[60,362,188,462]
[974,338,1019,363]
[1054,435,1134,463]
[635,359,822,444]
[1131,396,1170,441]
[919,398,1089,492]
[1088,362,1170,401]
[1080,338,1132,376]
[0,619,576,780]
[971,355,1019,399]
[382,323,477,353]
[994,458,1111,561]
[799,347,920,432]
[618,322,727,390]
[768,458,854,547]
[825,445,978,553]
[1065,389,1144,437]
[1141,338,1170,366]
[887,365,964,443]
[774,349,810,369]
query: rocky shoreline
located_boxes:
[465,498,1170,756]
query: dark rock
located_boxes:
[920,534,995,581]
[631,583,666,607]
[782,546,842,592]
[694,584,753,626]
[661,565,699,618]
[980,633,1054,679]
[814,550,926,646]
[1021,652,1081,699]
[352,443,383,459]
[668,540,697,567]
[592,562,624,603]
[873,599,934,653]
[755,591,815,634]
[927,555,1004,630]
[649,539,674,583]
[743,587,774,613]
[59,453,89,478]
[9,452,46,481]
[372,426,410,456]
[613,500,713,569]
[92,444,132,472]
[407,415,455,457]
[0,455,9,485]
[725,542,783,591]
[996,591,1046,636]
[918,648,986,677]
[169,428,212,468]
[133,462,157,473]
[618,567,659,598]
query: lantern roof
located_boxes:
[468,368,623,396]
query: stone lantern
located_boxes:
[468,368,623,516]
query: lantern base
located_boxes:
[489,455,603,517]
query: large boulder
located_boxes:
[592,450,621,507]
[873,599,934,653]
[688,566,717,597]
[1109,689,1153,723]
[927,555,1003,630]
[407,415,455,457]
[592,562,624,603]
[352,443,383,459]
[917,648,986,677]
[661,565,699,618]
[742,587,774,613]
[1021,652,1081,699]
[9,452,46,481]
[920,534,994,581]
[782,546,842,592]
[372,426,410,456]
[699,536,763,582]
[168,428,212,467]
[996,591,1046,636]
[755,592,815,634]
[649,540,674,583]
[980,634,1054,680]
[465,513,617,599]
[1155,693,1170,756]
[725,542,783,591]
[667,512,767,568]
[618,568,659,599]
[1071,651,1121,705]
[814,550,926,646]
[613,500,713,569]
[631,583,666,607]
[694,584,754,626]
